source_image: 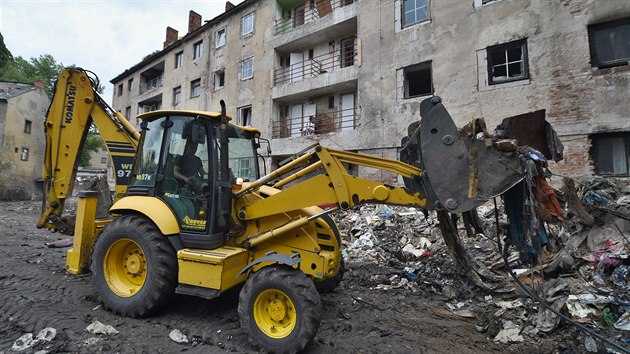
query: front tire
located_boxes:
[91,214,177,317]
[238,266,321,354]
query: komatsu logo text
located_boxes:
[65,85,77,124]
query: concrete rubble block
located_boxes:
[493,321,524,343]
[169,329,189,343]
[86,320,119,335]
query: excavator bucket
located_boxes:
[400,97,523,213]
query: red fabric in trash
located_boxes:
[535,176,564,222]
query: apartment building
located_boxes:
[111,0,630,181]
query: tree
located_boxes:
[0,32,13,70]
[79,130,105,168]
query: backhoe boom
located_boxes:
[37,68,140,233]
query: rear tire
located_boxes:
[238,266,321,354]
[91,214,177,317]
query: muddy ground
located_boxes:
[0,201,597,353]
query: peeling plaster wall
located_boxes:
[111,0,629,183]
[0,88,48,200]
[355,0,630,179]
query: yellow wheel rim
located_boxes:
[103,238,147,297]
[253,289,297,339]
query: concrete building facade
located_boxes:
[111,0,630,182]
[0,82,49,200]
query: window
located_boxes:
[214,69,225,90]
[125,106,131,118]
[216,28,226,48]
[21,148,29,161]
[591,133,630,175]
[402,0,430,27]
[173,86,182,105]
[117,83,123,96]
[238,105,252,126]
[193,41,203,60]
[588,18,630,68]
[191,79,201,98]
[487,39,528,85]
[175,51,183,68]
[240,58,253,80]
[127,78,133,92]
[101,157,107,165]
[241,12,255,36]
[24,120,31,134]
[403,61,433,98]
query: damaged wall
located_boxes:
[0,84,48,201]
[356,0,629,179]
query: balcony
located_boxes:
[275,0,355,35]
[272,107,357,138]
[274,43,357,86]
[273,1,357,53]
[139,74,163,95]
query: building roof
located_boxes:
[0,82,38,101]
[110,0,257,84]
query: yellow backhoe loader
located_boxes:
[37,68,523,353]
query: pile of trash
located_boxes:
[335,176,629,352]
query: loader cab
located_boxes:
[128,111,260,249]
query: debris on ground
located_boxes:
[169,329,189,344]
[85,320,119,335]
[336,174,630,352]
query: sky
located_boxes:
[1,0,243,104]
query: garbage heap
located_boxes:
[334,175,629,351]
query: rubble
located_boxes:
[336,174,630,352]
[85,320,119,335]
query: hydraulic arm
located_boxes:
[37,68,140,233]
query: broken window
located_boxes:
[190,79,201,98]
[487,39,528,85]
[591,133,630,176]
[193,41,203,60]
[238,105,252,126]
[175,51,183,68]
[214,69,225,90]
[402,0,430,27]
[101,157,107,165]
[216,28,226,48]
[24,120,31,134]
[125,106,131,118]
[403,61,433,98]
[173,86,182,105]
[241,58,253,80]
[241,12,255,36]
[21,148,29,161]
[588,18,630,68]
[117,83,123,96]
[127,78,133,92]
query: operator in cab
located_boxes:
[173,140,207,193]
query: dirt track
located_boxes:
[1,201,563,353]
